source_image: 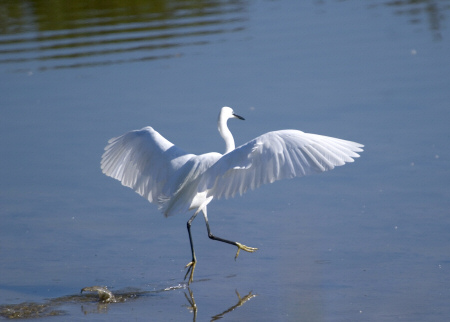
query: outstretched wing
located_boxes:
[199,130,364,199]
[101,126,194,205]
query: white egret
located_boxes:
[101,106,363,284]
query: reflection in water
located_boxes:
[210,290,256,321]
[0,0,248,71]
[183,287,257,322]
[377,0,448,40]
[0,0,448,72]
[0,284,256,320]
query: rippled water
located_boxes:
[1,0,450,321]
[0,0,247,71]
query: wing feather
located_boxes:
[101,126,194,205]
[199,130,363,200]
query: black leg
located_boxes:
[184,206,258,284]
[184,211,199,284]
[201,207,258,260]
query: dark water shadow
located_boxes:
[370,0,449,41]
[0,283,256,320]
[0,0,248,72]
[1,0,449,72]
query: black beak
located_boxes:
[233,113,245,120]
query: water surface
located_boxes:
[1,0,450,321]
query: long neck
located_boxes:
[218,117,235,154]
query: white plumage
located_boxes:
[101,106,363,284]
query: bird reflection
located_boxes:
[183,288,198,321]
[182,287,256,322]
[82,284,257,320]
[211,290,257,321]
[0,284,256,319]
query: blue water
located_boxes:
[1,0,449,320]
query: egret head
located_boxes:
[220,106,245,122]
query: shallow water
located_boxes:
[1,0,450,321]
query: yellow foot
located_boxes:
[235,242,258,260]
[184,260,196,285]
